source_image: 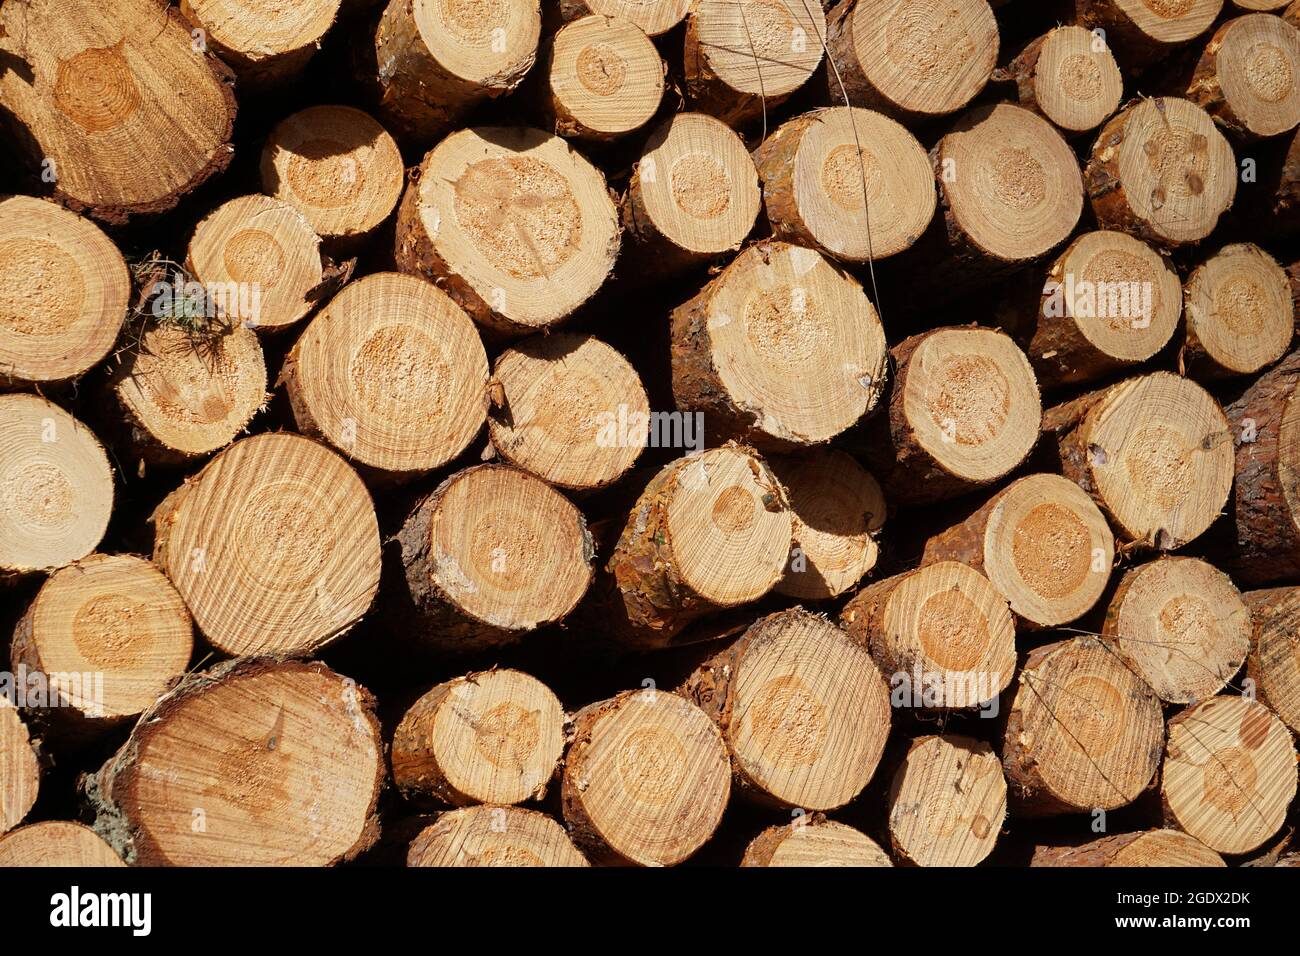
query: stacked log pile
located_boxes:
[0,0,1299,868]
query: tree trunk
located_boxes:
[391,669,566,806]
[994,25,1123,135]
[0,821,124,867]
[742,816,892,866]
[282,272,489,482]
[0,0,237,225]
[669,240,888,450]
[0,197,129,389]
[1031,829,1225,866]
[752,107,936,263]
[1243,587,1300,735]
[395,126,620,336]
[921,473,1114,628]
[85,657,383,866]
[680,608,891,810]
[840,561,1016,710]
[1182,243,1293,380]
[181,0,340,89]
[1075,0,1222,66]
[151,432,381,657]
[1161,695,1296,855]
[1185,13,1300,141]
[395,464,594,652]
[407,805,588,866]
[541,15,663,141]
[1002,636,1164,816]
[1102,556,1251,703]
[561,689,730,866]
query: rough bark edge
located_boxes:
[1244,587,1300,734]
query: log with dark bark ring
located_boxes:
[1075,0,1224,65]
[1243,587,1300,735]
[542,16,664,141]
[996,25,1123,135]
[1186,13,1300,141]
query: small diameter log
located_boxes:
[372,0,539,143]
[681,608,891,810]
[1161,695,1297,855]
[1244,587,1300,735]
[824,0,998,122]
[488,333,648,490]
[1183,243,1293,380]
[997,26,1123,135]
[841,562,1016,710]
[391,669,565,806]
[186,194,325,334]
[0,701,39,836]
[887,735,1007,867]
[1076,0,1224,65]
[543,16,663,141]
[562,689,731,866]
[106,321,267,468]
[181,0,340,88]
[671,241,887,450]
[1238,0,1291,8]
[86,658,383,866]
[1225,349,1300,584]
[922,473,1115,629]
[683,0,826,126]
[931,103,1084,280]
[864,327,1041,505]
[1048,371,1234,549]
[1023,230,1182,387]
[0,197,129,389]
[1187,14,1300,141]
[0,395,112,581]
[741,817,893,866]
[396,127,619,336]
[559,0,689,36]
[283,273,488,481]
[407,806,588,867]
[152,433,381,657]
[0,0,235,224]
[396,465,593,652]
[770,448,884,601]
[1031,830,1225,866]
[623,113,760,276]
[0,822,125,867]
[1002,636,1164,816]
[606,445,792,647]
[1085,97,1237,248]
[261,105,404,246]
[753,107,936,263]
[1104,558,1251,704]
[10,554,194,725]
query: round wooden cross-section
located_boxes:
[1187,13,1300,140]
[408,806,588,867]
[742,817,892,866]
[1183,243,1293,379]
[544,16,663,141]
[1002,25,1123,134]
[1031,829,1225,867]
[0,701,39,836]
[0,821,124,867]
[559,0,691,37]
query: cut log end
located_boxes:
[0,197,129,388]
[1056,371,1234,549]
[562,690,731,866]
[181,0,340,86]
[407,805,588,867]
[88,659,383,866]
[0,395,113,580]
[939,103,1084,264]
[186,194,325,334]
[1162,696,1297,856]
[546,16,664,140]
[1003,637,1164,816]
[1078,0,1222,57]
[684,608,891,810]
[1106,557,1251,704]
[1086,98,1237,247]
[397,126,619,334]
[742,817,892,866]
[261,105,404,242]
[755,107,935,262]
[392,669,566,806]
[1031,829,1225,867]
[0,821,125,867]
[1184,243,1293,379]
[13,553,194,721]
[772,449,884,600]
[0,700,39,836]
[888,735,1007,867]
[110,321,267,467]
[152,432,381,657]
[398,465,593,648]
[827,0,998,120]
[284,272,488,479]
[559,0,691,37]
[1189,14,1300,141]
[1025,25,1123,133]
[925,473,1115,628]
[489,333,648,490]
[671,241,888,449]
[1245,588,1300,735]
